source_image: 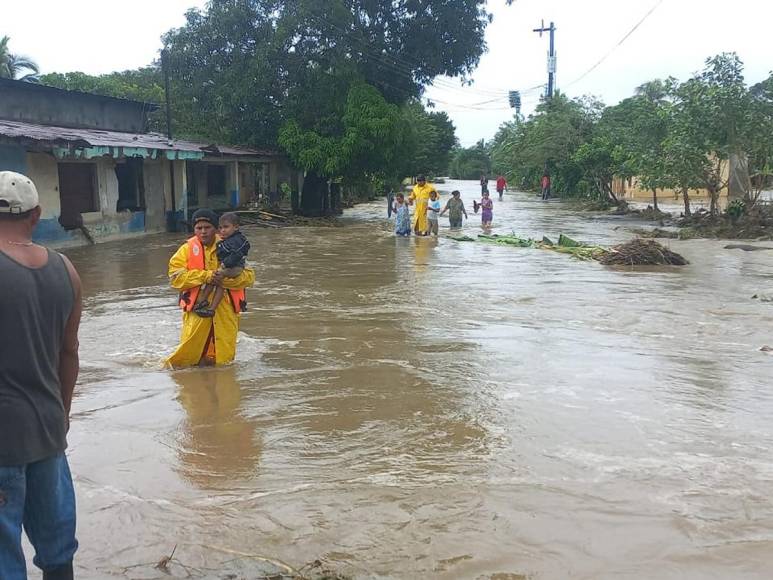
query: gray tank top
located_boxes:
[0,249,74,465]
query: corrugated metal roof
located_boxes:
[0,118,279,158]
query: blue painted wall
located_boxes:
[0,144,27,174]
[34,218,75,244]
[33,211,147,245]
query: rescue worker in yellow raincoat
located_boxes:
[165,209,255,368]
[408,174,437,236]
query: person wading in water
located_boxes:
[0,171,82,580]
[496,175,507,201]
[541,172,552,200]
[408,175,437,237]
[166,209,255,367]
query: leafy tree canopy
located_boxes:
[158,0,488,211]
[491,53,772,214]
[449,139,491,180]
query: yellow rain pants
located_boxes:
[409,182,437,233]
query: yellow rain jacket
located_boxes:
[409,182,437,233]
[165,237,255,368]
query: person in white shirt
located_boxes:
[426,190,441,236]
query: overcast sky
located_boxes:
[4,0,771,146]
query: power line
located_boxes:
[293,9,547,113]
[565,0,665,89]
[439,92,544,114]
[426,83,546,111]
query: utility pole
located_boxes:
[533,20,556,99]
[161,49,179,230]
[161,49,174,141]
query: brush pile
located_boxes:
[235,210,340,228]
[599,239,689,266]
[451,233,689,266]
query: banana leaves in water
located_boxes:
[472,233,606,261]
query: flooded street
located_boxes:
[62,179,773,579]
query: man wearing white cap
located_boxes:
[0,171,81,579]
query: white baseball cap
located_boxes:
[0,171,39,214]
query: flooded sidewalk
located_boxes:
[63,179,773,579]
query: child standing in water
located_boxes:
[474,191,493,228]
[440,190,468,228]
[393,193,411,236]
[426,190,441,236]
[194,212,251,317]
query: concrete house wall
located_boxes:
[9,148,166,246]
[0,79,294,246]
[612,157,731,204]
[0,79,150,133]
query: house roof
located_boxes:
[0,77,161,111]
[0,118,279,158]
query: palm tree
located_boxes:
[0,36,40,82]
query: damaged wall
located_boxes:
[21,153,161,246]
[142,159,167,232]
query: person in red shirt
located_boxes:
[495,175,507,200]
[541,173,551,200]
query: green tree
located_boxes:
[448,139,491,180]
[747,73,773,204]
[40,69,164,103]
[162,1,287,146]
[279,82,408,212]
[572,135,623,203]
[40,68,166,131]
[489,119,521,180]
[399,102,458,178]
[608,79,673,210]
[162,0,498,214]
[667,53,755,216]
[489,92,601,196]
[0,36,39,81]
[427,110,458,175]
[490,53,766,216]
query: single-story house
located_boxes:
[0,78,302,246]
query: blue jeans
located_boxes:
[0,453,77,579]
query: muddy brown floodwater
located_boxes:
[57,180,773,579]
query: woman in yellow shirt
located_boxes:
[408,175,437,236]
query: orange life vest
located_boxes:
[178,236,247,313]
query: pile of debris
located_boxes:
[600,239,689,266]
[451,233,689,266]
[235,210,340,228]
[673,205,773,240]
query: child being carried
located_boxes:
[194,212,251,317]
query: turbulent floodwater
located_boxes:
[59,180,773,579]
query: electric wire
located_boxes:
[565,0,666,88]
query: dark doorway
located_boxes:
[207,164,226,205]
[58,162,98,230]
[115,158,145,211]
[186,162,198,208]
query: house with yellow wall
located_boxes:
[612,159,730,204]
